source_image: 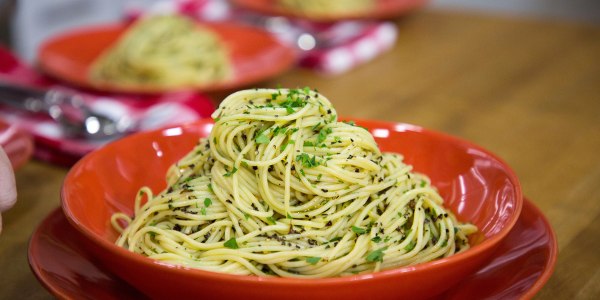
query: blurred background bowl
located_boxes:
[61,118,522,300]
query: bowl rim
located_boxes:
[61,118,523,285]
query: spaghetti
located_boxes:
[278,0,374,16]
[112,88,477,278]
[89,15,231,89]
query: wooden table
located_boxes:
[1,9,599,299]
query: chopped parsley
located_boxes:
[366,247,387,262]
[224,167,238,177]
[224,238,239,249]
[204,198,212,207]
[266,216,277,225]
[273,126,287,136]
[296,153,321,168]
[317,127,332,144]
[328,236,342,243]
[279,89,308,114]
[305,257,321,265]
[404,240,417,251]
[311,122,321,131]
[281,139,295,151]
[351,226,367,235]
[255,133,270,144]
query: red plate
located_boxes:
[38,22,297,94]
[28,199,556,299]
[232,0,428,22]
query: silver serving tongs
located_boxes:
[0,82,131,140]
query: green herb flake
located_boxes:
[317,128,332,144]
[281,140,295,151]
[267,216,277,225]
[404,240,417,251]
[241,161,249,168]
[311,122,321,131]
[441,239,448,247]
[201,207,207,215]
[420,180,426,187]
[224,167,238,177]
[224,238,239,249]
[255,133,270,144]
[204,198,212,207]
[273,126,287,135]
[371,236,382,243]
[296,153,321,168]
[305,256,321,265]
[366,247,388,262]
[351,226,367,235]
[329,236,342,243]
[208,183,214,193]
[287,213,292,219]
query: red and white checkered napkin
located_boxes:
[126,0,398,75]
[0,47,215,166]
[294,21,398,74]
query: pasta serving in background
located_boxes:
[89,15,231,89]
[278,0,374,16]
[111,88,477,278]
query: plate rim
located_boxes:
[27,197,557,299]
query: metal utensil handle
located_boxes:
[0,81,49,113]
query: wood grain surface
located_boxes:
[1,9,599,299]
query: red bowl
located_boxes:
[61,119,522,300]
